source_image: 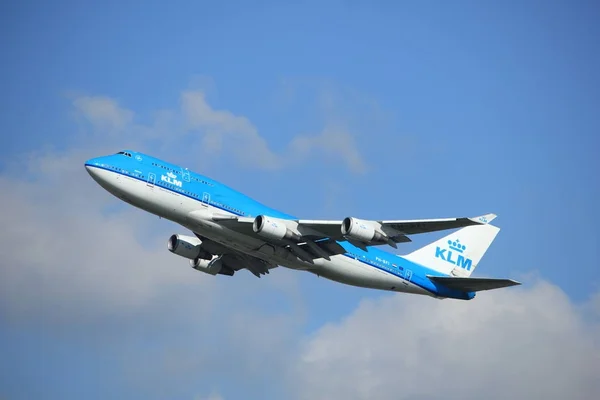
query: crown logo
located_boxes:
[448,239,466,253]
[167,172,177,179]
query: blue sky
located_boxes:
[1,1,599,399]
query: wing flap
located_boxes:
[296,238,347,258]
[427,276,521,292]
[220,253,276,278]
[193,235,278,278]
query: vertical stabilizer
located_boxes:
[403,221,500,277]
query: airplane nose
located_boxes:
[85,164,96,181]
[84,158,102,180]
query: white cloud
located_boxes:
[181,91,282,170]
[73,96,134,131]
[0,150,217,321]
[289,124,368,174]
[292,280,600,400]
[69,88,368,174]
[180,90,370,172]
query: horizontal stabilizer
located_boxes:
[427,276,521,292]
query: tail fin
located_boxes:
[403,215,500,277]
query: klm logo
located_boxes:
[161,172,182,187]
[435,239,473,271]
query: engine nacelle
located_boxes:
[167,234,212,260]
[190,256,223,275]
[252,215,300,241]
[341,217,387,243]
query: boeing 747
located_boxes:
[85,150,520,300]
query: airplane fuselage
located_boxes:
[85,151,475,300]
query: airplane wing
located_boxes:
[187,210,497,262]
[298,213,496,246]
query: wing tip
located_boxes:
[471,213,497,224]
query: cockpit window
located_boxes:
[116,151,132,157]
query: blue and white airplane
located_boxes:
[85,150,520,300]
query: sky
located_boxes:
[1,0,599,399]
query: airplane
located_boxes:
[84,150,521,300]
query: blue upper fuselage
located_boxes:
[85,150,475,300]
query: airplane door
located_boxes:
[405,269,413,282]
[147,173,156,188]
[202,192,210,206]
[181,168,190,182]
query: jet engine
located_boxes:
[341,217,387,243]
[252,215,300,241]
[167,234,212,260]
[189,256,223,275]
